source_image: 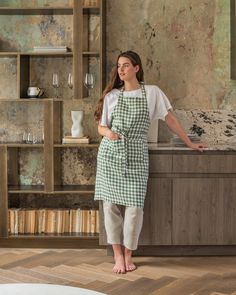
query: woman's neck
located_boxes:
[123,80,141,91]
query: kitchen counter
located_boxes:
[148,142,236,151]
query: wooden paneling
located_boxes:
[100,0,106,93]
[139,178,172,245]
[19,55,30,98]
[173,155,236,173]
[220,178,236,244]
[149,154,172,173]
[0,146,8,237]
[73,0,83,99]
[99,201,107,245]
[44,101,54,192]
[172,178,236,245]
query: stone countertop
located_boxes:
[148,143,236,151]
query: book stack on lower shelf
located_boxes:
[62,136,90,144]
[8,208,99,235]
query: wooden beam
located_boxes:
[0,146,8,237]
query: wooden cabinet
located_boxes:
[139,178,172,245]
[0,0,106,248]
[172,154,236,173]
[147,151,236,248]
[101,150,236,253]
[173,177,236,245]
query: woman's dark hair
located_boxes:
[94,50,144,122]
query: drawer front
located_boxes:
[173,155,236,173]
[149,154,172,173]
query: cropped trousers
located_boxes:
[103,201,143,250]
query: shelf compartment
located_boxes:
[0,7,73,15]
[8,185,45,194]
[19,55,73,99]
[54,185,95,194]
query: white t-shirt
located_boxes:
[100,85,172,127]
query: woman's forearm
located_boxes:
[98,124,110,137]
[165,112,192,146]
[98,124,120,140]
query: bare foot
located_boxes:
[124,249,137,272]
[113,254,126,274]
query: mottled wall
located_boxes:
[107,0,235,110]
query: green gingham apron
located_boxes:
[94,84,150,208]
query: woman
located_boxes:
[94,51,207,274]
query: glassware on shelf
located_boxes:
[27,132,33,144]
[84,73,95,97]
[68,73,73,89]
[22,131,28,143]
[52,73,59,98]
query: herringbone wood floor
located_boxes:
[0,249,236,294]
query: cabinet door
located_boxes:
[173,178,236,245]
[139,178,172,245]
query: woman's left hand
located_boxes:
[187,142,208,152]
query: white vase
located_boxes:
[71,110,84,137]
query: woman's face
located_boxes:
[117,57,139,82]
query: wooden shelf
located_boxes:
[0,52,18,56]
[0,98,63,102]
[54,143,99,148]
[0,52,72,56]
[0,7,73,15]
[9,233,99,238]
[83,51,100,56]
[0,234,101,248]
[8,185,45,194]
[20,52,73,56]
[83,6,100,14]
[6,143,44,148]
[54,185,95,194]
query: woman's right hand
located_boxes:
[105,129,120,140]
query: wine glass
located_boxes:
[84,73,95,96]
[52,73,59,98]
[68,73,73,89]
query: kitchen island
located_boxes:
[100,143,236,256]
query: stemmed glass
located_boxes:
[68,73,73,89]
[84,73,95,97]
[52,73,59,98]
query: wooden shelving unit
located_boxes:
[0,0,105,248]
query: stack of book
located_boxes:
[33,46,69,53]
[62,136,90,144]
[8,208,99,235]
[171,134,201,146]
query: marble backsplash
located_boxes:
[159,109,236,145]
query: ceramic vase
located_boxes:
[71,110,84,137]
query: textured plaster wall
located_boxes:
[106,0,235,110]
[0,0,236,186]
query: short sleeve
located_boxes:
[153,87,173,121]
[99,94,109,127]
